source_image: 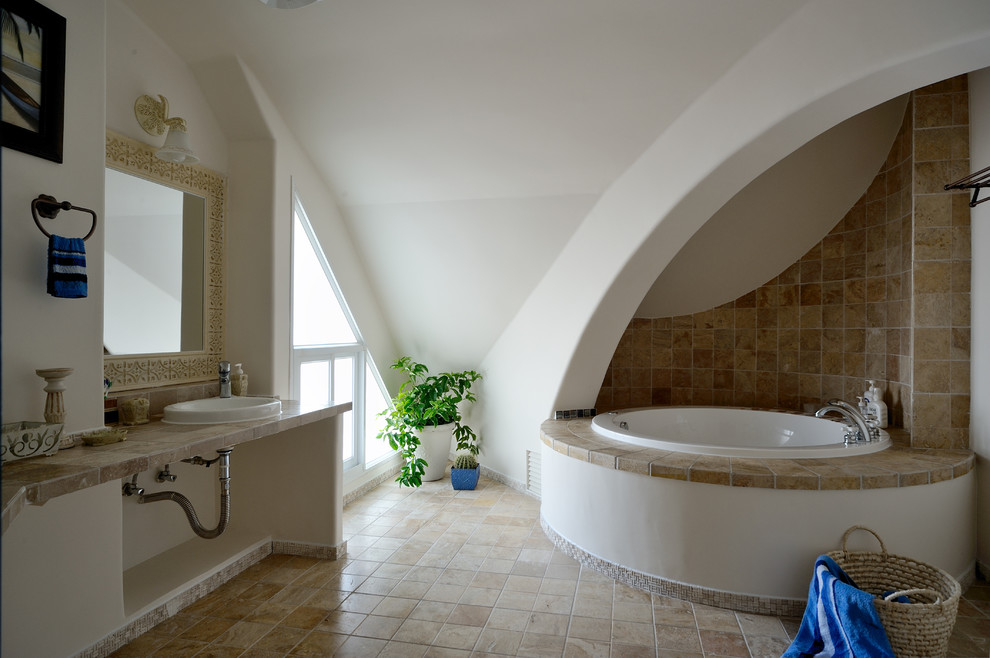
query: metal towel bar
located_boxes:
[31,194,98,241]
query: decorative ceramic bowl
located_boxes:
[81,428,127,446]
[1,421,63,463]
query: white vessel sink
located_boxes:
[163,397,282,424]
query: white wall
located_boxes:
[2,483,124,657]
[969,67,990,573]
[106,0,227,172]
[2,0,106,433]
[191,56,398,397]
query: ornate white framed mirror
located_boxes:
[104,130,225,391]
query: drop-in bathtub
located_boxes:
[590,406,890,458]
[540,408,975,615]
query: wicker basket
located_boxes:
[827,526,961,657]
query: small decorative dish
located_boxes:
[81,428,128,447]
[2,421,63,463]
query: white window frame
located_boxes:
[289,187,389,472]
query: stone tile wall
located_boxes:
[596,76,971,449]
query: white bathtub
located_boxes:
[591,406,890,458]
[541,407,975,613]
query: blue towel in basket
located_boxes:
[47,234,88,298]
[782,555,894,658]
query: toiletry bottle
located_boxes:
[868,380,888,428]
[231,363,244,396]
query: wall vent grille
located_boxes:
[526,449,542,499]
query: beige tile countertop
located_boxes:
[1,400,351,535]
[541,417,974,491]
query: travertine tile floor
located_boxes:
[113,476,990,657]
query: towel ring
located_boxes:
[32,194,98,241]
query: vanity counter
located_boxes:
[1,400,351,535]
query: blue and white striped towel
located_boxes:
[47,234,88,298]
[782,555,894,658]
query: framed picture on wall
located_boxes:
[1,0,66,163]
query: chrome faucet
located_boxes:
[828,398,881,441]
[219,360,231,398]
[815,399,872,444]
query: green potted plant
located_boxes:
[378,356,481,487]
[450,453,480,490]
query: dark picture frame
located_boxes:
[1,0,65,163]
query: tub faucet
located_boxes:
[219,360,231,398]
[828,398,881,441]
[815,401,871,444]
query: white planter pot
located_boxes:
[416,423,453,481]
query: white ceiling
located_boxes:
[123,0,884,364]
[121,0,805,206]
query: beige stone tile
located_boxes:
[563,637,611,658]
[652,605,696,628]
[408,600,455,623]
[250,625,308,653]
[505,574,544,593]
[178,617,238,643]
[434,623,482,650]
[746,634,792,657]
[338,592,385,614]
[372,596,420,619]
[693,605,740,632]
[534,593,574,615]
[316,609,366,634]
[495,589,538,611]
[526,611,570,636]
[487,607,532,632]
[612,602,653,623]
[379,640,430,658]
[423,648,471,658]
[611,619,655,646]
[281,605,331,630]
[330,634,388,657]
[446,603,492,627]
[353,613,404,639]
[540,578,578,597]
[517,631,567,657]
[149,637,210,656]
[391,618,443,645]
[699,629,749,657]
[735,612,787,637]
[475,627,523,654]
[458,586,501,607]
[655,623,702,652]
[211,620,273,649]
[610,642,658,657]
[423,583,466,603]
[389,579,433,600]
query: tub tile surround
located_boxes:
[0,400,351,534]
[541,417,973,491]
[598,76,972,451]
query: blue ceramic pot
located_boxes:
[451,466,480,490]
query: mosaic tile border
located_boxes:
[540,516,806,618]
[343,463,402,506]
[480,463,529,495]
[554,408,597,420]
[273,539,347,560]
